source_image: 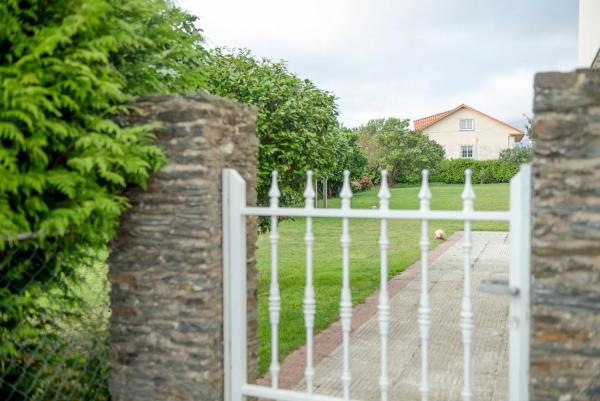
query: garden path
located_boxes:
[295,231,510,401]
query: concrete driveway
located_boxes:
[295,231,510,401]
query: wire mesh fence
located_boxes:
[0,236,111,401]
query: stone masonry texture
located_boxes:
[532,70,600,400]
[107,93,258,401]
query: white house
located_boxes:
[413,104,524,160]
[578,0,600,68]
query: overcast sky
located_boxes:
[178,0,578,129]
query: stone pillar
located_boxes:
[108,93,258,401]
[531,70,600,400]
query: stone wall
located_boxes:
[531,70,600,400]
[108,93,258,401]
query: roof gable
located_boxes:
[413,104,524,135]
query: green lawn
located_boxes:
[255,182,510,375]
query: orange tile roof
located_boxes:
[413,104,524,135]
[413,108,456,130]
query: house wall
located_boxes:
[578,0,600,67]
[422,108,515,160]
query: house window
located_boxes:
[459,118,474,131]
[461,145,473,158]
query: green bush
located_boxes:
[1,0,208,399]
[430,159,519,184]
[499,146,532,166]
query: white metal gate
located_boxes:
[223,165,531,401]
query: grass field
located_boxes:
[255,182,510,375]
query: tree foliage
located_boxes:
[206,48,340,206]
[109,0,209,95]
[524,114,535,140]
[0,0,207,373]
[326,127,368,195]
[355,118,445,184]
[499,146,532,166]
[354,117,409,137]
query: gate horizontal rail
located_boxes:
[223,165,531,401]
[241,207,510,221]
[242,384,361,401]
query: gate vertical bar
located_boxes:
[418,170,432,401]
[377,171,391,401]
[268,171,281,389]
[509,164,531,401]
[339,170,353,401]
[314,176,319,208]
[461,169,475,401]
[303,171,316,395]
[223,169,247,401]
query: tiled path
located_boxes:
[295,231,510,401]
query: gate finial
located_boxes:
[304,170,315,208]
[419,170,432,211]
[378,170,391,210]
[340,170,352,209]
[269,171,280,208]
[462,169,475,212]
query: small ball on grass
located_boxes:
[434,229,446,240]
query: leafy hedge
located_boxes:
[430,159,519,184]
[0,0,207,398]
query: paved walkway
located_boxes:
[295,231,510,401]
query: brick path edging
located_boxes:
[256,231,464,390]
